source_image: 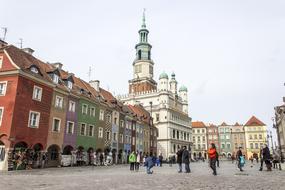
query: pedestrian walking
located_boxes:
[135,151,140,171]
[182,146,191,173]
[176,148,183,173]
[236,147,244,172]
[129,151,136,171]
[152,153,157,167]
[263,144,272,171]
[144,152,154,174]
[158,153,163,167]
[208,143,217,176]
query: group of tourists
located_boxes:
[11,149,47,170]
[128,142,283,176]
[259,144,281,171]
[128,151,164,174]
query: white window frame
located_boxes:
[107,114,111,123]
[120,120,124,128]
[69,101,76,112]
[32,85,43,101]
[55,95,63,108]
[98,127,103,138]
[0,56,3,69]
[67,81,73,89]
[30,67,39,74]
[99,110,104,120]
[52,117,61,132]
[53,74,59,84]
[66,121,74,134]
[88,125,94,137]
[106,131,111,141]
[80,123,87,136]
[90,107,96,117]
[28,111,40,128]
[82,104,88,115]
[0,81,7,96]
[0,107,4,126]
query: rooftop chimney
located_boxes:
[22,47,34,55]
[52,62,63,69]
[0,40,8,48]
[89,80,100,91]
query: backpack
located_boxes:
[240,156,245,166]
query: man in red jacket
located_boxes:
[208,143,217,176]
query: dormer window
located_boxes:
[53,74,59,84]
[30,66,39,74]
[67,81,73,89]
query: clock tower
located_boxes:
[129,10,157,94]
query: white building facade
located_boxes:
[118,13,192,158]
[192,122,208,159]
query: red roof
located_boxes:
[128,104,150,123]
[245,116,266,126]
[192,121,206,128]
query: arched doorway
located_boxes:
[14,141,28,151]
[193,152,197,159]
[47,144,60,167]
[33,143,43,152]
[96,148,102,154]
[32,143,43,168]
[63,145,73,155]
[227,153,232,158]
[61,145,74,167]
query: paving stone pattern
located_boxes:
[0,161,284,190]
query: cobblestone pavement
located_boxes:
[0,161,285,190]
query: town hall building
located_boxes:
[118,12,192,158]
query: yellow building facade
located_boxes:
[244,116,267,159]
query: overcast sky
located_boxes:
[2,0,285,142]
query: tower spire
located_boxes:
[142,8,146,28]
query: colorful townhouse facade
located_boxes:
[231,123,246,158]
[218,122,233,158]
[0,41,158,170]
[192,121,208,159]
[207,124,220,153]
[244,116,267,159]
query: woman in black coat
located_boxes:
[262,144,272,171]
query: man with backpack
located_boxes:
[236,147,244,172]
